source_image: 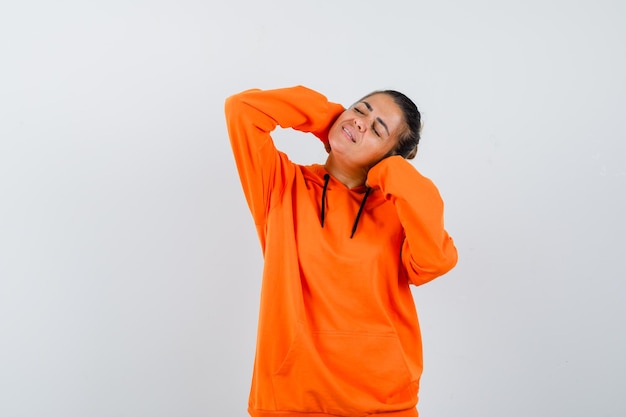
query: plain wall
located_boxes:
[1,0,624,416]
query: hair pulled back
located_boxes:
[362,90,422,160]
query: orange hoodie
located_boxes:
[225,86,458,417]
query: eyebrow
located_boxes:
[361,100,390,136]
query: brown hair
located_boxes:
[362,90,422,160]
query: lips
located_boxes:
[342,125,356,143]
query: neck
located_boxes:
[324,154,368,189]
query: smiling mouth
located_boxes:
[342,126,356,143]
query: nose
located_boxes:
[353,116,365,132]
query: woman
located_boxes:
[225,85,458,417]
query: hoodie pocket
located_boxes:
[272,329,416,415]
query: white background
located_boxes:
[1,1,625,416]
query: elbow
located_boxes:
[225,88,261,104]
[224,94,242,118]
[224,89,260,117]
[406,244,458,286]
[438,243,459,275]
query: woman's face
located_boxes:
[328,93,405,170]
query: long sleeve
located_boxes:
[224,86,345,234]
[367,156,458,285]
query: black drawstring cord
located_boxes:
[320,174,330,227]
[320,174,370,238]
[350,187,371,239]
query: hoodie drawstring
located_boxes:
[320,174,371,238]
[320,174,330,227]
[350,187,371,239]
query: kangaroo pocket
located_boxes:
[272,328,416,416]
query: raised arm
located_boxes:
[224,86,345,229]
[367,156,458,285]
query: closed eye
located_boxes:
[354,105,382,137]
